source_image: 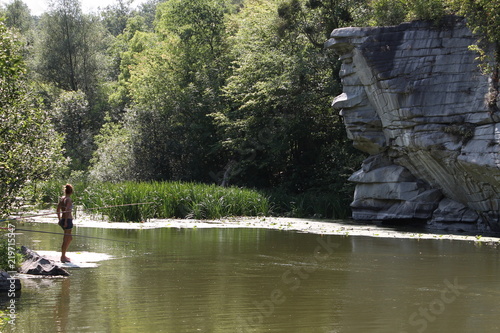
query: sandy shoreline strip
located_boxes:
[13,209,500,244]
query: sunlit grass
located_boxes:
[31,180,351,222]
[38,181,269,222]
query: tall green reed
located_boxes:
[265,189,352,219]
[75,181,269,222]
[30,180,351,222]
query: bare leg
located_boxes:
[61,229,73,262]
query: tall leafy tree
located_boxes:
[52,90,95,170]
[36,0,84,92]
[136,0,163,31]
[4,0,33,34]
[106,14,152,120]
[101,0,133,37]
[89,119,133,182]
[218,0,364,191]
[0,21,64,214]
[122,0,232,181]
[33,0,111,99]
[2,0,35,62]
[32,0,113,169]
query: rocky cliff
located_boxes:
[326,16,500,232]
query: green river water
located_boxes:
[3,221,500,332]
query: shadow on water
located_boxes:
[374,218,500,239]
[3,221,500,333]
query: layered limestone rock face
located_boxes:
[326,16,500,232]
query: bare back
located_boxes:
[57,196,73,219]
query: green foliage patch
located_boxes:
[37,181,270,221]
[369,0,448,25]
[0,309,8,331]
[0,19,65,215]
[0,236,23,271]
[33,179,353,221]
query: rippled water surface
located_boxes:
[4,222,500,332]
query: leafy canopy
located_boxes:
[0,20,64,214]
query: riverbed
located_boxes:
[3,216,500,332]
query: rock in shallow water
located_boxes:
[19,246,69,276]
[0,270,21,292]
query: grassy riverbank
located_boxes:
[29,180,351,222]
[33,181,269,221]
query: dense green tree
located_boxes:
[3,0,32,34]
[52,90,95,170]
[369,0,407,25]
[31,0,113,169]
[0,21,64,214]
[217,0,364,192]
[136,0,163,31]
[100,0,134,36]
[369,0,448,25]
[106,15,152,120]
[121,0,232,181]
[35,0,84,91]
[89,119,133,182]
[33,0,111,104]
[2,0,35,63]
[154,0,231,89]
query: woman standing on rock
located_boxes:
[57,184,74,263]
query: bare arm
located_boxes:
[57,198,62,220]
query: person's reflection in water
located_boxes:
[54,277,70,332]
